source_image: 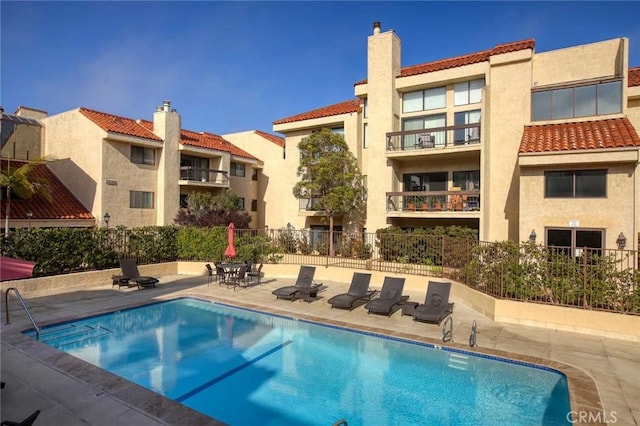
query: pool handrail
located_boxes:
[5,287,40,340]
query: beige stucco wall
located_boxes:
[223,131,287,230]
[43,109,104,225]
[519,153,639,249]
[273,111,361,231]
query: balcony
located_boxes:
[386,190,481,216]
[179,167,229,187]
[298,198,327,216]
[386,123,481,154]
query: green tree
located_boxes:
[293,128,366,255]
[0,158,51,236]
[174,189,251,228]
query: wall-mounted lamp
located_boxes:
[529,229,537,243]
[616,232,627,250]
[104,212,111,228]
[26,211,33,229]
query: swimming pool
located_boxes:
[26,297,571,425]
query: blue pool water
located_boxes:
[26,298,571,425]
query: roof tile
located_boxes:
[0,160,94,220]
[178,128,257,160]
[273,99,361,125]
[80,108,162,141]
[254,130,285,148]
[356,39,535,84]
[629,67,640,87]
[519,118,640,154]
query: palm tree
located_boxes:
[0,157,51,236]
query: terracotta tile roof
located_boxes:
[178,128,257,160]
[0,160,94,221]
[80,108,162,141]
[254,130,285,148]
[354,39,535,85]
[519,117,640,154]
[629,67,640,87]
[273,99,361,125]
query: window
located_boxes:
[131,146,155,165]
[251,168,258,181]
[180,155,209,181]
[402,86,446,113]
[402,114,446,149]
[545,170,606,198]
[363,98,368,119]
[363,123,368,149]
[531,80,622,121]
[130,191,154,208]
[454,79,484,106]
[230,162,245,177]
[547,228,603,257]
[403,172,447,192]
[237,197,245,210]
[452,170,480,190]
[251,199,258,212]
[362,175,368,201]
[454,110,481,144]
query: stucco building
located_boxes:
[1,102,266,229]
[272,22,640,251]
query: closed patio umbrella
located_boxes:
[224,222,236,259]
[0,256,36,281]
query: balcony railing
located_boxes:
[386,123,481,152]
[386,190,481,212]
[179,167,229,185]
[299,197,324,212]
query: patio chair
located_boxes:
[247,263,263,285]
[327,272,375,310]
[1,409,40,426]
[412,281,454,325]
[214,262,227,285]
[272,265,321,301]
[228,264,249,290]
[205,263,214,285]
[364,276,408,316]
[118,259,159,289]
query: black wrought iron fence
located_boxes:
[238,228,639,315]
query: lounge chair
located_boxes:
[1,409,40,426]
[327,272,375,310]
[364,276,407,316]
[272,265,321,301]
[412,280,454,324]
[118,259,159,289]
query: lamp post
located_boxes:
[529,229,537,243]
[616,232,626,250]
[26,211,33,229]
[104,212,110,229]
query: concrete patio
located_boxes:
[1,271,638,425]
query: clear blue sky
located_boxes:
[2,1,639,135]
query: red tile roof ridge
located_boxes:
[273,98,361,125]
[79,107,162,141]
[519,117,640,154]
[629,67,640,87]
[180,128,257,160]
[254,130,285,148]
[81,108,255,160]
[355,39,536,85]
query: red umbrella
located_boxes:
[224,222,236,259]
[0,257,36,281]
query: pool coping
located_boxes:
[5,292,606,425]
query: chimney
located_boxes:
[373,21,381,35]
[163,100,171,112]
